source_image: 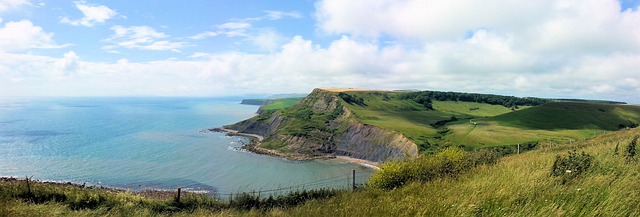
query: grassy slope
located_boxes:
[490,102,640,130]
[443,102,640,148]
[260,98,303,110]
[334,91,640,151]
[446,121,598,148]
[432,100,527,117]
[340,92,448,150]
[273,128,640,216]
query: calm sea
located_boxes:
[0,97,372,195]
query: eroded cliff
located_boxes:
[226,88,418,163]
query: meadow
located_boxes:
[338,91,640,152]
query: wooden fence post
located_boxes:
[26,176,31,194]
[352,170,356,191]
[176,188,181,204]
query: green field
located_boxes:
[432,100,526,117]
[239,90,640,152]
[260,98,303,110]
[489,102,640,130]
[437,102,640,148]
[445,121,600,148]
[331,91,640,151]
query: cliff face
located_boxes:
[227,88,418,162]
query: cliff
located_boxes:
[226,88,418,163]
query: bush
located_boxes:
[624,135,638,162]
[368,147,499,190]
[551,150,593,183]
[229,189,339,211]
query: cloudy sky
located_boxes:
[1,0,639,103]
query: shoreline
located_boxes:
[205,127,381,170]
[334,156,380,170]
[0,177,201,200]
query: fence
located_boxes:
[176,169,371,201]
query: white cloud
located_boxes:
[54,51,79,76]
[189,31,217,40]
[264,10,302,20]
[189,22,251,40]
[0,0,29,13]
[3,33,640,103]
[218,22,251,30]
[60,1,117,27]
[315,0,640,53]
[309,0,640,102]
[217,22,251,37]
[104,25,186,52]
[249,29,285,51]
[0,20,68,52]
[3,0,640,104]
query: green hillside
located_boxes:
[240,90,640,155]
[439,102,640,149]
[490,102,640,130]
[332,91,635,152]
[432,100,526,117]
[260,98,303,110]
[277,128,640,216]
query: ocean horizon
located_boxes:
[0,97,373,195]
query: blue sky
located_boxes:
[1,0,640,103]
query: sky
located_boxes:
[0,0,639,103]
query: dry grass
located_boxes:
[271,128,640,216]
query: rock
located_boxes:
[226,88,418,163]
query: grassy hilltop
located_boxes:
[321,89,640,153]
[228,88,640,160]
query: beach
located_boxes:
[210,127,381,170]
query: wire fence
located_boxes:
[202,170,371,200]
[12,170,372,202]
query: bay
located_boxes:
[0,97,373,195]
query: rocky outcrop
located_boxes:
[226,88,418,163]
[229,112,283,136]
[334,119,417,162]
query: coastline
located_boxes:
[206,127,381,170]
[334,156,381,170]
[0,177,200,200]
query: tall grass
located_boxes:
[368,147,499,189]
[0,178,342,216]
[280,128,640,216]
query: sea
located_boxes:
[0,97,373,196]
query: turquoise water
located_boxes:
[0,97,372,195]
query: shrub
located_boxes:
[551,150,593,183]
[229,189,339,211]
[624,135,638,162]
[368,147,498,190]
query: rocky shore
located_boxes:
[203,127,380,169]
